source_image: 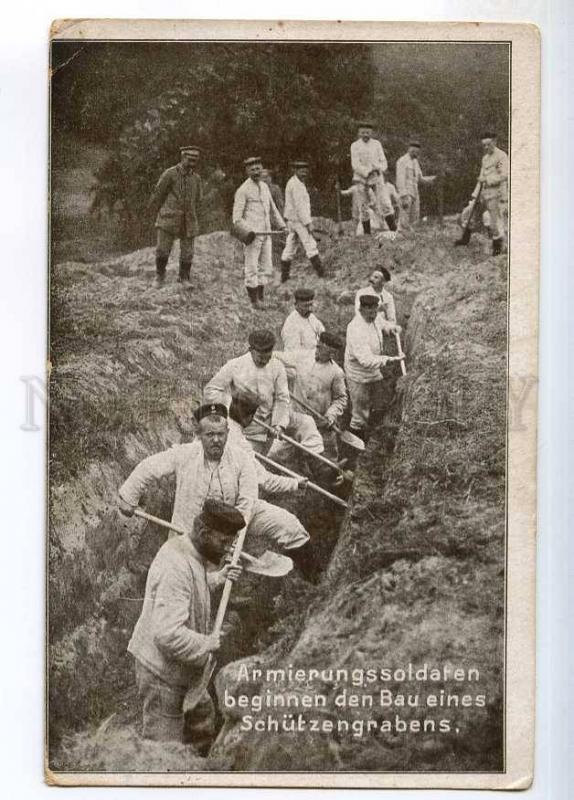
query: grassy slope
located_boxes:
[49,221,504,772]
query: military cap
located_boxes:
[229,391,260,423]
[357,120,375,128]
[200,498,245,536]
[244,156,262,166]
[180,145,201,154]
[290,160,309,168]
[294,287,315,301]
[248,329,276,351]
[409,140,421,148]
[193,402,228,423]
[319,331,343,349]
[481,131,497,140]
[359,293,380,307]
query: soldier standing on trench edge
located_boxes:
[148,145,203,288]
[232,157,286,309]
[473,131,509,255]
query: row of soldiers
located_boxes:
[117,268,403,749]
[148,123,508,302]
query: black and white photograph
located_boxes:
[46,19,538,789]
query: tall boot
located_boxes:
[384,214,397,232]
[257,285,266,309]
[454,228,472,246]
[289,541,321,584]
[178,260,192,283]
[492,237,503,256]
[155,254,168,287]
[310,254,324,278]
[280,260,291,283]
[246,286,261,308]
[362,219,372,235]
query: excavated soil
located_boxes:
[48,221,506,773]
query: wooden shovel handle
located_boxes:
[132,508,246,636]
[394,332,407,376]
[255,452,348,509]
[254,416,343,474]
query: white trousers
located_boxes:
[281,221,318,261]
[248,498,309,550]
[348,378,385,431]
[243,235,273,288]
[483,192,508,241]
[398,194,420,232]
[266,410,325,463]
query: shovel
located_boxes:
[394,332,407,377]
[454,183,482,246]
[132,509,292,577]
[239,550,293,578]
[289,393,365,453]
[255,452,348,509]
[182,522,248,713]
[254,416,345,477]
[335,178,344,236]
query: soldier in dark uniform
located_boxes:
[148,145,203,287]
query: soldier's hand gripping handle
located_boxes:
[118,497,136,518]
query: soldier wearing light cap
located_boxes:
[280,161,324,282]
[232,157,286,308]
[148,145,203,287]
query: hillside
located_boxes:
[48,221,507,774]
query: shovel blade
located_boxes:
[241,550,294,577]
[338,429,365,451]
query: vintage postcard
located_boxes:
[47,19,539,789]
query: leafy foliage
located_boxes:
[51,40,509,247]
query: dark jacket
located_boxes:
[149,164,203,237]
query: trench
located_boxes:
[49,224,505,772]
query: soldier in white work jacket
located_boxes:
[345,294,402,442]
[350,121,388,235]
[232,157,286,308]
[281,287,325,352]
[396,141,436,232]
[354,268,397,325]
[472,132,509,255]
[280,161,324,283]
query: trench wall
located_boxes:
[210,254,507,772]
[48,222,501,771]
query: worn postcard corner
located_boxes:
[46,18,538,790]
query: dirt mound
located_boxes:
[50,723,224,774]
[48,220,501,770]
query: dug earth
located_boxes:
[49,221,506,773]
